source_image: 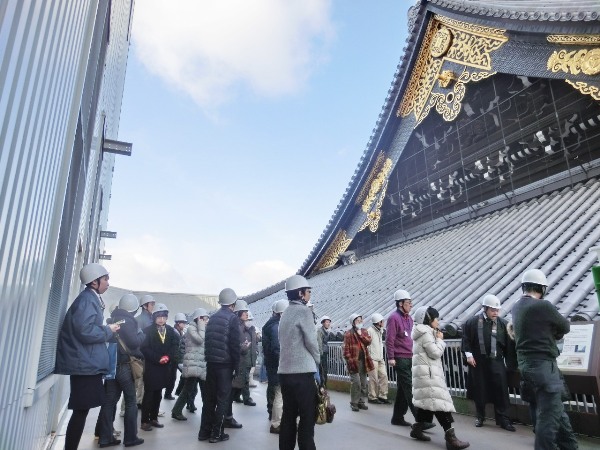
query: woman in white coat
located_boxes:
[411,306,469,450]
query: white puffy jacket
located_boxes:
[411,323,455,413]
[367,325,385,361]
[182,320,207,380]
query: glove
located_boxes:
[159,355,170,364]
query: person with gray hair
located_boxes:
[278,275,320,450]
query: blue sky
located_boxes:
[105,0,411,295]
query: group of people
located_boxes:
[56,263,578,450]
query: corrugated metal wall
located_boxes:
[0,0,133,448]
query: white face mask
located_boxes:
[355,323,363,330]
[244,321,252,329]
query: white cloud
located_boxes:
[104,234,192,292]
[131,0,335,110]
[241,259,295,291]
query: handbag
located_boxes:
[116,334,144,380]
[315,382,335,425]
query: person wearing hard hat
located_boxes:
[278,274,320,450]
[139,303,179,431]
[386,289,419,427]
[512,269,577,450]
[171,308,209,421]
[316,315,332,387]
[231,300,257,407]
[199,288,242,443]
[55,263,121,450]
[462,294,514,431]
[410,306,470,449]
[97,294,145,447]
[262,299,288,434]
[137,295,156,330]
[367,313,390,404]
[343,313,374,411]
[164,312,188,401]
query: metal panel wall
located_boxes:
[0,0,133,448]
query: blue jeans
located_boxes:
[98,364,138,445]
[520,359,578,450]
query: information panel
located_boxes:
[557,324,595,372]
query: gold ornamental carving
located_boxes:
[315,229,352,271]
[357,156,392,233]
[547,48,600,76]
[398,15,507,126]
[547,35,600,46]
[355,151,386,205]
[359,179,389,233]
[565,79,600,101]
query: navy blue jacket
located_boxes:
[205,306,240,368]
[112,308,144,364]
[262,314,281,384]
[55,288,113,375]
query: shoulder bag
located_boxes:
[116,334,144,380]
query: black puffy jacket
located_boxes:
[205,306,241,368]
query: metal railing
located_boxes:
[325,340,596,414]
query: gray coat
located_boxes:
[278,300,320,374]
[182,320,207,380]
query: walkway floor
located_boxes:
[52,382,599,450]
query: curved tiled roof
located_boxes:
[429,0,600,21]
[249,179,600,332]
[297,0,600,275]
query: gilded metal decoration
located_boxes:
[356,151,386,205]
[398,15,507,126]
[437,70,457,88]
[547,48,600,76]
[359,180,388,233]
[565,79,600,101]
[547,35,600,46]
[357,156,392,233]
[315,229,352,271]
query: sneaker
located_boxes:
[350,404,359,412]
[209,433,229,443]
[243,399,256,406]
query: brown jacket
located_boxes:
[343,328,374,374]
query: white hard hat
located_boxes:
[118,293,139,313]
[393,289,411,302]
[371,313,384,323]
[234,299,249,312]
[349,313,362,325]
[285,274,311,291]
[139,294,155,306]
[481,294,501,309]
[79,263,109,285]
[521,269,548,286]
[218,288,238,305]
[153,303,169,315]
[320,315,331,324]
[191,308,208,321]
[174,312,188,323]
[272,299,288,314]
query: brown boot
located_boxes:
[410,423,431,441]
[445,428,469,450]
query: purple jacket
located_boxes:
[385,309,413,359]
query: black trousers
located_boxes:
[164,364,178,396]
[415,408,454,431]
[141,389,162,423]
[201,363,233,436]
[392,357,416,421]
[279,373,317,450]
[469,357,510,422]
[98,365,139,445]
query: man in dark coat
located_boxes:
[55,263,120,450]
[199,288,241,443]
[462,294,514,431]
[262,299,288,433]
[140,303,179,431]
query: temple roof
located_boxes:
[249,177,600,331]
